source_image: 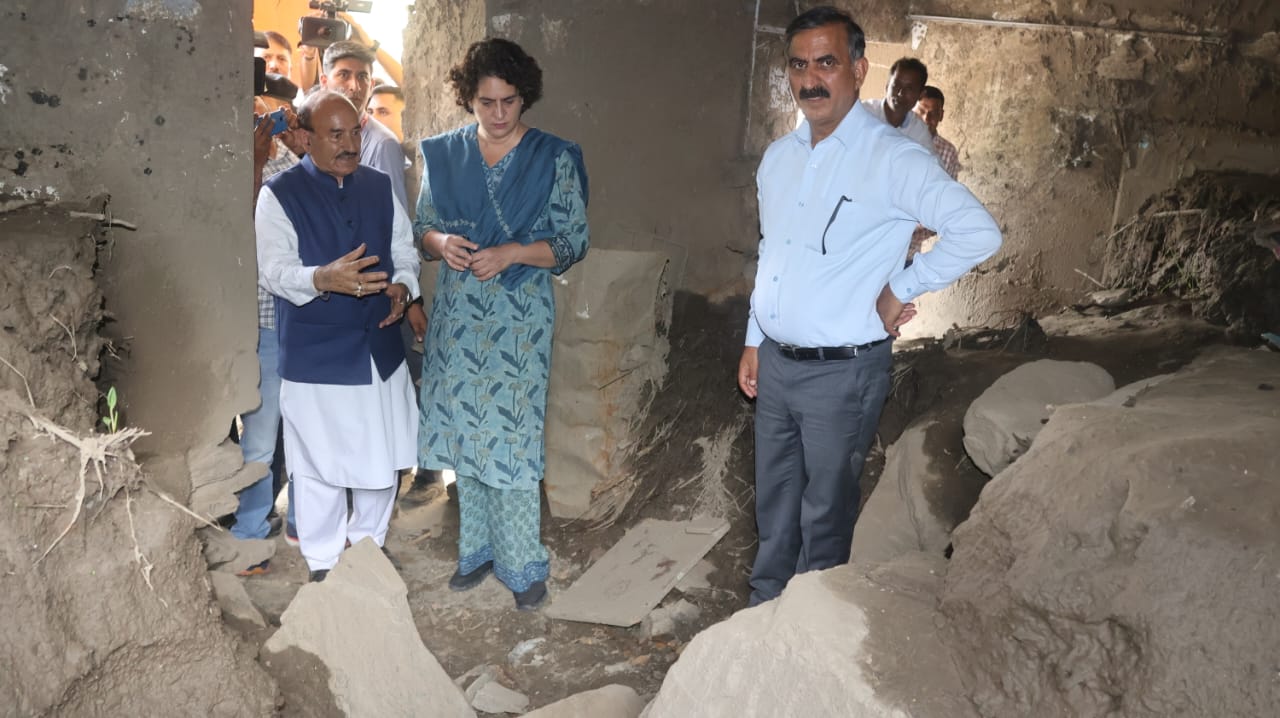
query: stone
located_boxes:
[199,527,276,574]
[942,348,1280,717]
[544,250,671,521]
[469,677,529,715]
[962,359,1114,476]
[640,598,701,638]
[1087,287,1132,308]
[851,420,956,563]
[525,684,647,718]
[645,553,974,717]
[241,578,299,626]
[208,571,266,629]
[263,538,475,717]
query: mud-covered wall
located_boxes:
[859,0,1280,336]
[0,0,258,486]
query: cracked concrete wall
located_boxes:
[0,0,257,492]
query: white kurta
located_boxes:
[255,179,421,490]
[279,357,418,488]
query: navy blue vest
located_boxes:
[266,156,405,385]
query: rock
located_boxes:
[645,553,974,717]
[469,677,529,715]
[524,684,647,718]
[544,250,672,521]
[942,348,1280,717]
[962,359,1114,476]
[1092,373,1174,407]
[263,538,475,717]
[1086,287,1132,308]
[851,420,958,563]
[241,577,299,625]
[187,440,266,518]
[641,598,701,638]
[208,571,266,629]
[199,527,276,574]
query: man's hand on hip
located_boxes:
[737,346,759,399]
[876,284,917,338]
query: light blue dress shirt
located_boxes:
[747,101,1001,348]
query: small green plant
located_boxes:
[101,386,120,433]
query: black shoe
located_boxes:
[308,569,330,583]
[448,561,493,591]
[514,581,548,611]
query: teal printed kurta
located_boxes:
[415,138,589,491]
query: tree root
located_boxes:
[28,415,149,565]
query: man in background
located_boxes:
[860,57,933,151]
[910,85,963,258]
[319,41,408,210]
[367,84,405,142]
[257,30,294,86]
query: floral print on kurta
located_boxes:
[415,145,589,492]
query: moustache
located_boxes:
[798,86,830,100]
[337,151,359,160]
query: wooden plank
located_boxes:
[545,517,730,627]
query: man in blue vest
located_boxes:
[256,90,420,582]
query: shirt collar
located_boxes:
[792,101,872,149]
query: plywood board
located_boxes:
[545,517,729,626]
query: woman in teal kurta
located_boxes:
[414,38,588,610]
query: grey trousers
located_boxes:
[748,338,893,605]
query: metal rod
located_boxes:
[906,13,1227,45]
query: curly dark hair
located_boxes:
[448,38,543,114]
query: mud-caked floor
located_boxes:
[229,293,1237,714]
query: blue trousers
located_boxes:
[232,326,294,539]
[748,338,893,605]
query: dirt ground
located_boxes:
[229,292,1236,714]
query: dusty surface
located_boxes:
[942,347,1280,717]
[0,207,274,716]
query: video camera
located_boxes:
[299,0,374,49]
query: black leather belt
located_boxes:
[775,338,890,361]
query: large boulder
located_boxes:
[644,553,974,718]
[941,348,1280,717]
[263,539,474,717]
[962,359,1114,476]
[852,420,961,563]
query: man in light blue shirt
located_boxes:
[736,6,1001,606]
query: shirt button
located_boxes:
[798,201,805,207]
[786,240,791,245]
[770,314,777,319]
[772,276,778,282]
